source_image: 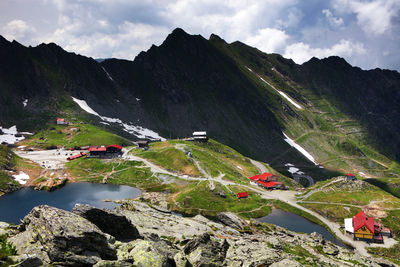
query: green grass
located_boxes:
[367,210,400,263]
[0,235,17,265]
[0,146,20,193]
[300,203,360,223]
[138,147,201,176]
[21,123,131,149]
[66,158,166,191]
[365,178,400,198]
[303,180,400,208]
[170,181,271,218]
[305,188,400,207]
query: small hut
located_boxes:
[192,131,208,142]
[137,140,149,149]
[346,173,356,181]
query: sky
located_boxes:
[0,0,399,71]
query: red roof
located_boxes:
[237,192,248,198]
[249,175,260,181]
[249,172,277,181]
[89,146,107,152]
[106,144,123,150]
[353,211,374,233]
[346,173,355,176]
[259,173,277,180]
[57,118,65,121]
[67,152,86,161]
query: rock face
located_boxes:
[217,212,246,230]
[9,205,117,266]
[3,202,397,267]
[72,204,140,241]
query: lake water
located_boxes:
[0,183,141,224]
[257,209,350,248]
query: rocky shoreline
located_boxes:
[0,201,397,266]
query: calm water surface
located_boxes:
[257,209,350,248]
[0,183,141,224]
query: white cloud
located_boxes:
[2,19,36,41]
[284,39,366,64]
[244,28,289,53]
[333,0,400,35]
[0,0,398,70]
[322,9,344,27]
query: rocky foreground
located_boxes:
[0,201,397,267]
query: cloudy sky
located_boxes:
[1,0,399,71]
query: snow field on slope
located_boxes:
[246,67,303,109]
[72,97,165,141]
[283,132,318,165]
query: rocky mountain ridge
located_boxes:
[1,202,396,267]
[1,28,400,181]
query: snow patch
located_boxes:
[72,97,100,116]
[288,166,299,173]
[283,132,318,165]
[246,66,303,109]
[101,66,114,81]
[285,163,294,167]
[12,171,30,185]
[23,99,28,107]
[0,125,25,144]
[100,121,110,125]
[136,98,141,102]
[72,96,165,141]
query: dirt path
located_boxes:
[249,159,269,173]
[300,177,344,200]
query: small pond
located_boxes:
[257,209,351,248]
[0,183,141,224]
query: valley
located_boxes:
[0,28,399,266]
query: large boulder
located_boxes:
[9,205,117,266]
[217,212,246,230]
[184,233,229,266]
[116,239,176,266]
[72,204,140,241]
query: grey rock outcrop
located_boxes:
[4,202,397,267]
[9,205,117,266]
[217,212,246,230]
[72,204,140,241]
[183,233,229,266]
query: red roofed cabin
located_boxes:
[346,173,356,181]
[106,144,123,153]
[353,211,384,243]
[237,192,248,199]
[88,146,107,157]
[56,118,68,125]
[256,180,284,190]
[88,145,122,158]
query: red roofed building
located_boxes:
[106,144,123,153]
[256,180,283,190]
[249,173,277,182]
[56,118,68,125]
[346,173,356,181]
[353,211,375,241]
[237,192,248,199]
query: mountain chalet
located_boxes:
[344,211,392,243]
